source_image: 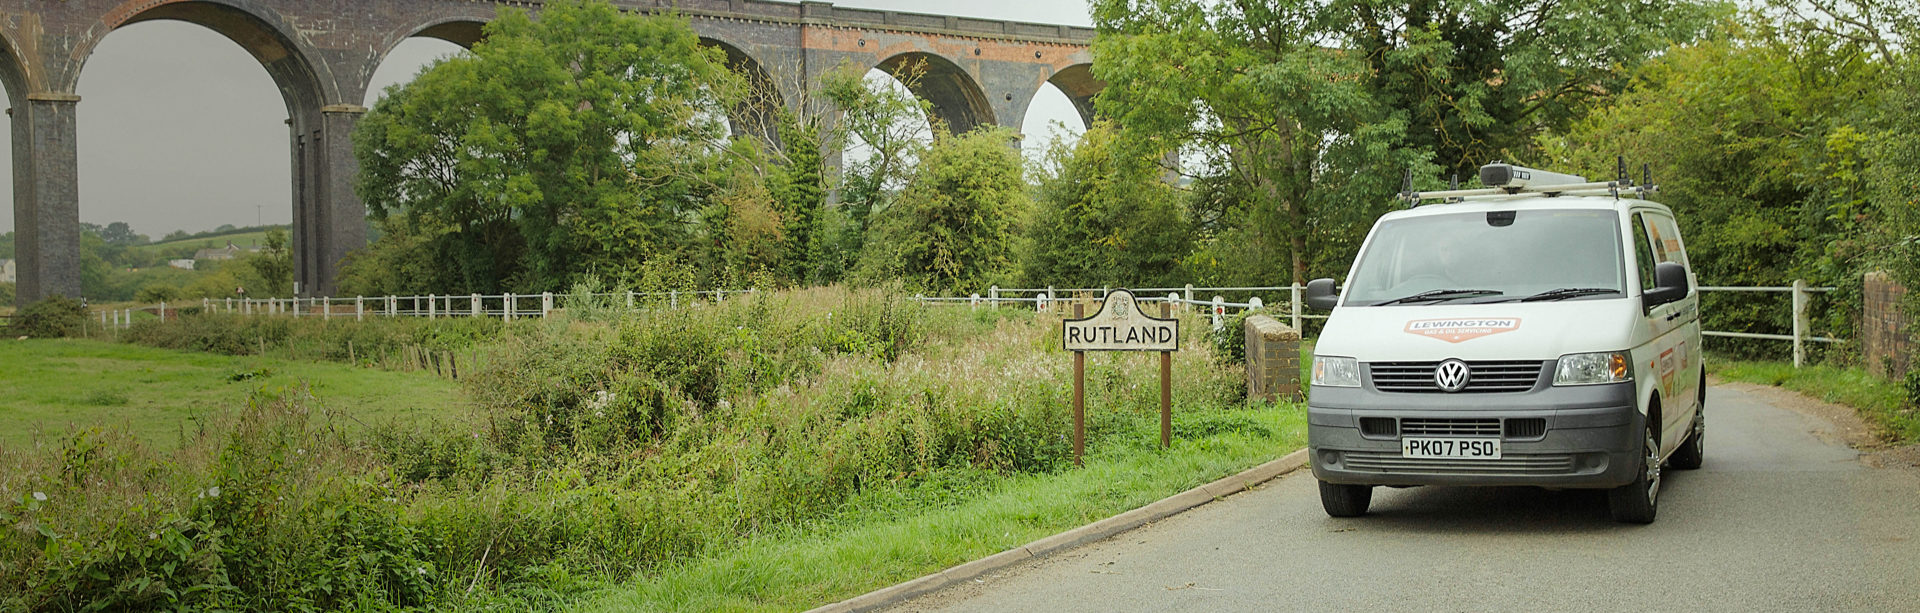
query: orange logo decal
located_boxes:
[1403,318,1522,343]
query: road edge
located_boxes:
[804,447,1311,613]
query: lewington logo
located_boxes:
[1404,318,1522,343]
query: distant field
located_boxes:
[129,228,280,258]
[0,337,467,450]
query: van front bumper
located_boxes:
[1307,382,1642,489]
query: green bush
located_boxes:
[133,284,181,303]
[0,282,14,306]
[1209,308,1265,366]
[9,296,86,338]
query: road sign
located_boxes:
[1062,289,1179,352]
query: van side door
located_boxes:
[1632,210,1701,453]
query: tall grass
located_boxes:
[4,286,1281,611]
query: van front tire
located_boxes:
[1319,481,1372,517]
[1608,424,1661,524]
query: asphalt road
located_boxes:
[890,384,1920,612]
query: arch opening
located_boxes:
[364,37,473,108]
[1046,63,1101,129]
[843,68,934,193]
[700,38,784,147]
[1020,81,1086,164]
[875,51,994,136]
[2,31,27,239]
[69,19,299,298]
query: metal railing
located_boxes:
[1698,280,1837,368]
[95,280,1847,368]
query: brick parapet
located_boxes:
[1244,315,1302,403]
[1863,271,1911,379]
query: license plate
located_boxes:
[1401,437,1502,459]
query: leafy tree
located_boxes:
[0,231,12,258]
[100,221,147,247]
[1091,0,1436,285]
[353,0,737,292]
[818,62,937,275]
[249,229,293,297]
[162,230,190,242]
[1548,23,1882,357]
[1022,123,1191,288]
[334,217,443,297]
[856,127,1028,294]
[1321,0,1721,176]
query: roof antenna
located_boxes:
[1642,163,1651,187]
[1617,155,1629,186]
[1400,167,1415,207]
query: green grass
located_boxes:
[0,338,467,450]
[587,403,1307,612]
[1707,353,1918,444]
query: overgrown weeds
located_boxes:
[5,286,1275,610]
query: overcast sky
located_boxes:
[0,0,1093,237]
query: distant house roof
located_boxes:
[193,243,245,261]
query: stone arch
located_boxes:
[79,0,329,115]
[0,29,28,105]
[700,37,783,146]
[876,51,995,136]
[408,19,489,49]
[1045,63,1102,129]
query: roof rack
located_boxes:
[1399,161,1658,206]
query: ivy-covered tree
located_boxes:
[856,127,1028,294]
[1022,123,1190,288]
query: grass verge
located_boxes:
[588,403,1306,612]
[1707,353,1918,444]
[0,338,465,449]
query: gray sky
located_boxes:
[0,0,1092,237]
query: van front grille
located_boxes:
[1400,418,1501,436]
[1504,418,1547,439]
[1369,361,1546,393]
[1343,451,1578,475]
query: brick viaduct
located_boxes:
[0,0,1098,304]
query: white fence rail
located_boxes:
[91,281,1844,368]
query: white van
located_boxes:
[1302,163,1704,524]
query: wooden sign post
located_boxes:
[1062,289,1181,466]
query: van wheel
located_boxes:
[1670,405,1705,470]
[1608,424,1661,524]
[1319,481,1372,517]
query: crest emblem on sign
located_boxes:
[1434,359,1471,392]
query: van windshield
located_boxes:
[1343,209,1627,306]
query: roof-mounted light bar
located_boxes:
[1398,161,1658,206]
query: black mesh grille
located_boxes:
[1344,451,1577,475]
[1400,418,1501,436]
[1369,361,1547,393]
[1359,417,1398,437]
[1504,418,1547,439]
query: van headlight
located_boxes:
[1553,351,1632,385]
[1312,356,1361,388]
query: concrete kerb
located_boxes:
[806,447,1311,613]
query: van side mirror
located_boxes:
[1642,262,1689,309]
[1305,278,1339,311]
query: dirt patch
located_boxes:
[1711,375,1920,469]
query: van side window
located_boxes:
[1645,212,1689,269]
[1630,213,1659,292]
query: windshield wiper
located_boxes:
[1511,287,1622,302]
[1373,288,1504,306]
